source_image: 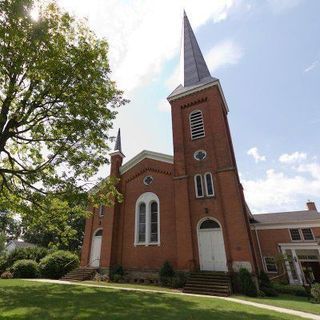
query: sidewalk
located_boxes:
[27,279,320,320]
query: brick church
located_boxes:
[80,12,320,288]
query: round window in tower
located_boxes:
[143,176,154,185]
[194,150,207,161]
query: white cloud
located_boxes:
[57,0,240,93]
[247,147,266,163]
[279,152,307,164]
[206,40,244,73]
[304,60,319,73]
[243,163,320,213]
[267,0,302,14]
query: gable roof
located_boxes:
[252,210,320,224]
[6,240,36,249]
[119,150,173,175]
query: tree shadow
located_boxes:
[0,281,302,320]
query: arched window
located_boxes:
[189,110,205,140]
[150,202,158,243]
[204,172,214,197]
[138,203,146,243]
[194,174,204,198]
[94,229,103,236]
[135,192,160,245]
[200,219,220,229]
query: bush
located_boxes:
[0,255,8,274]
[39,250,79,279]
[1,271,13,279]
[159,261,175,287]
[259,271,278,297]
[239,268,258,297]
[7,247,48,267]
[311,283,320,303]
[110,265,124,281]
[172,272,188,288]
[273,283,309,297]
[11,259,39,278]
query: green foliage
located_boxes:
[239,268,258,297]
[258,271,278,297]
[159,261,175,287]
[0,232,6,255]
[11,259,39,278]
[171,272,188,289]
[311,283,320,303]
[39,250,79,279]
[273,283,309,297]
[110,264,124,281]
[0,255,8,274]
[6,247,48,267]
[0,0,127,202]
[0,211,21,242]
[1,271,13,279]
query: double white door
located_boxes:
[90,236,102,267]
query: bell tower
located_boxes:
[168,12,257,273]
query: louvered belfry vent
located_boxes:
[190,110,205,139]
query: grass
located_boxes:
[82,280,178,292]
[0,279,308,320]
[235,294,320,316]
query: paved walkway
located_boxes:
[27,279,320,320]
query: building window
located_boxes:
[150,202,158,243]
[289,228,315,241]
[189,110,205,140]
[194,174,204,198]
[264,257,278,273]
[135,192,160,246]
[98,205,104,217]
[138,203,146,243]
[289,228,302,241]
[301,228,314,241]
[204,172,214,197]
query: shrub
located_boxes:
[7,247,48,267]
[311,283,320,303]
[39,250,79,279]
[11,259,39,278]
[273,283,309,297]
[0,255,8,274]
[259,271,278,297]
[172,272,188,288]
[239,268,258,297]
[1,271,13,279]
[159,261,175,287]
[110,264,124,281]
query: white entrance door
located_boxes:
[198,220,227,272]
[90,231,102,267]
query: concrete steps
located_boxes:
[183,271,231,297]
[61,267,98,281]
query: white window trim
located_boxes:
[134,192,160,246]
[289,228,315,242]
[189,110,205,140]
[194,174,204,198]
[263,256,278,274]
[204,172,214,197]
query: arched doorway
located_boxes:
[90,229,103,267]
[197,218,227,272]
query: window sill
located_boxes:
[134,242,160,247]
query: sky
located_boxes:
[55,0,320,214]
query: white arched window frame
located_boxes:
[189,110,205,140]
[135,192,160,246]
[194,174,204,198]
[204,172,215,197]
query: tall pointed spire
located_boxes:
[181,11,211,87]
[114,128,122,152]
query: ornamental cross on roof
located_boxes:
[181,10,211,87]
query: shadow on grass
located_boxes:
[0,280,301,320]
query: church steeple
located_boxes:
[114,128,122,153]
[168,11,218,101]
[181,11,211,87]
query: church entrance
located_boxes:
[90,229,103,267]
[198,218,227,272]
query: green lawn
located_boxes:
[0,280,307,320]
[236,294,320,316]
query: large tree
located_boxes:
[0,0,126,201]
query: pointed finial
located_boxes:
[181,11,211,87]
[114,128,122,152]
